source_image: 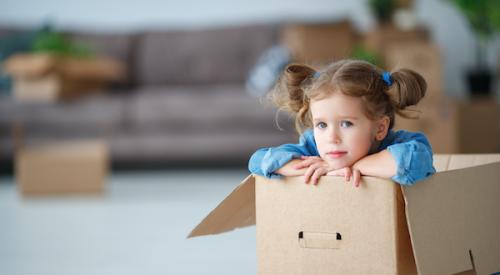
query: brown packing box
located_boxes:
[384,41,443,102]
[363,25,430,65]
[281,20,357,65]
[396,97,500,154]
[3,53,125,80]
[453,100,500,153]
[16,141,109,196]
[12,73,107,101]
[363,25,430,52]
[189,154,500,275]
[395,96,458,154]
[3,53,125,101]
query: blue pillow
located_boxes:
[245,45,291,97]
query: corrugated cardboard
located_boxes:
[3,53,125,101]
[455,100,500,153]
[16,140,109,196]
[3,53,125,80]
[395,95,459,154]
[12,73,107,101]
[189,154,500,275]
[281,20,357,65]
[396,98,500,154]
[384,41,443,102]
[363,26,430,55]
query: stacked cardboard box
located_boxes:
[396,98,500,154]
[363,25,430,64]
[3,53,125,101]
[385,42,500,153]
[281,20,357,65]
[384,42,442,102]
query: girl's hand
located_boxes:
[327,167,362,187]
[294,156,333,185]
[292,156,324,170]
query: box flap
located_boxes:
[188,175,256,238]
[403,155,500,275]
[433,154,500,172]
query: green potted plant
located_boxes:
[351,44,384,67]
[450,0,500,96]
[369,0,396,25]
[31,26,93,58]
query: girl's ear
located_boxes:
[375,116,390,141]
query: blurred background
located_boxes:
[0,0,499,274]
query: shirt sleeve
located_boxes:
[386,132,436,185]
[248,129,317,178]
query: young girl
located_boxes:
[248,59,435,187]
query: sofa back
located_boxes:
[1,24,280,87]
[134,24,279,86]
[69,32,138,88]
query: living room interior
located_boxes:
[1,0,499,274]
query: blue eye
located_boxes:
[340,120,353,128]
[316,122,327,129]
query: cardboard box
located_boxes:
[12,73,108,101]
[455,99,500,153]
[396,97,500,153]
[189,154,500,275]
[3,53,125,81]
[395,96,458,154]
[3,53,125,101]
[383,41,443,102]
[281,20,357,65]
[363,25,430,61]
[16,141,109,196]
[363,25,430,50]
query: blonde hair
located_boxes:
[272,59,427,134]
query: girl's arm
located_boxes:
[365,131,436,185]
[385,139,435,185]
[353,131,436,185]
[352,150,397,179]
[275,159,308,176]
[248,129,317,178]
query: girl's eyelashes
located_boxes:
[316,122,327,129]
[340,120,353,128]
[315,121,353,129]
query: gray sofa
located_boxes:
[0,24,296,172]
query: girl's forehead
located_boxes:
[310,92,368,117]
[309,85,337,100]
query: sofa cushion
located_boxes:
[110,131,296,164]
[135,25,278,86]
[125,84,291,133]
[0,93,126,138]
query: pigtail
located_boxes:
[272,63,317,133]
[385,69,427,111]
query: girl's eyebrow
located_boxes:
[313,116,359,121]
[339,116,359,120]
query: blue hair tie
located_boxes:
[313,71,321,78]
[382,71,392,86]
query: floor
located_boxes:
[0,169,256,275]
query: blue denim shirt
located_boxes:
[248,129,436,185]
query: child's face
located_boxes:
[310,91,388,170]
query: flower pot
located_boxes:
[467,69,492,97]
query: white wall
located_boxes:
[1,0,498,98]
[0,0,373,31]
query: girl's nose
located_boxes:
[328,129,341,144]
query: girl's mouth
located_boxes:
[326,151,347,158]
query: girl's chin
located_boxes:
[325,159,356,170]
